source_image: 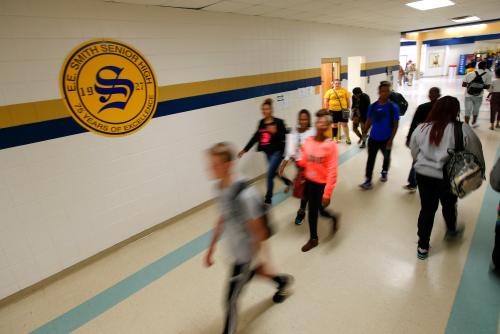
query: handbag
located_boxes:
[333,89,350,119]
[293,168,306,199]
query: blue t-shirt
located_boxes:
[367,101,400,141]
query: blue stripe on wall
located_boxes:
[0,77,321,150]
[361,65,399,77]
[400,41,416,46]
[424,33,500,47]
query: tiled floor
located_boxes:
[1,76,499,334]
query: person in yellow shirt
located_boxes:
[324,79,351,144]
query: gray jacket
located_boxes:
[491,157,500,192]
[410,122,485,179]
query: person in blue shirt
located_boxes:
[359,81,400,190]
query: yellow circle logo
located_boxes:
[60,39,158,136]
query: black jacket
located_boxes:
[406,101,434,145]
[244,117,287,154]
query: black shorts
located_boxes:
[330,110,348,123]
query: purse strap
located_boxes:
[453,120,464,152]
[333,89,346,109]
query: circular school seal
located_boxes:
[60,39,158,136]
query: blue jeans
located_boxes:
[265,152,291,203]
[408,164,417,187]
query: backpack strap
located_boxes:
[232,180,248,200]
[453,121,464,152]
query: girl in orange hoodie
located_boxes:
[297,110,339,252]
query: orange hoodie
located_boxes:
[297,137,338,199]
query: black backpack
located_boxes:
[233,181,274,239]
[444,121,484,198]
[467,71,487,96]
[389,92,408,116]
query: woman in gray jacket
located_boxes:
[410,96,485,260]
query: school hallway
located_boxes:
[0,76,498,334]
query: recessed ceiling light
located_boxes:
[406,0,455,11]
[451,16,481,23]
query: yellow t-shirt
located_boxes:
[324,88,351,111]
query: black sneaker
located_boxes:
[273,275,294,303]
[445,224,465,241]
[417,247,429,260]
[295,210,305,225]
[360,140,366,149]
[380,171,388,182]
[402,184,417,193]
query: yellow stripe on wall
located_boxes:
[158,68,320,101]
[0,68,321,129]
[361,60,400,70]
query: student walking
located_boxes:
[205,142,293,334]
[462,61,493,127]
[487,67,500,130]
[239,98,292,205]
[359,82,400,190]
[351,87,371,148]
[297,110,339,252]
[278,109,315,225]
[410,96,485,260]
[324,79,352,144]
[403,87,441,192]
[406,60,416,86]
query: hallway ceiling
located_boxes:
[106,0,500,32]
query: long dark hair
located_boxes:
[423,95,460,146]
[298,109,311,128]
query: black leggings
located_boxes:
[305,179,335,240]
[416,173,458,249]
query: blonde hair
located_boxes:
[208,142,235,163]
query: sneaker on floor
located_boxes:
[331,214,340,234]
[294,210,305,225]
[380,171,388,182]
[402,184,417,193]
[471,122,479,128]
[301,239,319,252]
[264,199,272,208]
[359,180,373,190]
[496,123,500,128]
[417,247,429,260]
[359,141,366,149]
[346,138,351,145]
[273,274,294,303]
[445,224,465,240]
[490,125,495,131]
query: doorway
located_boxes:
[321,57,341,108]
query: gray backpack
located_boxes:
[444,121,485,198]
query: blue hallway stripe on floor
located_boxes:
[30,145,365,334]
[445,145,500,334]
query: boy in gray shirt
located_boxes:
[205,142,293,334]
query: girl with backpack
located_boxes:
[278,109,316,225]
[239,98,292,206]
[296,110,339,252]
[410,96,485,260]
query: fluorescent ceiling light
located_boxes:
[406,0,454,11]
[451,16,481,23]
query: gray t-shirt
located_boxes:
[216,179,263,264]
